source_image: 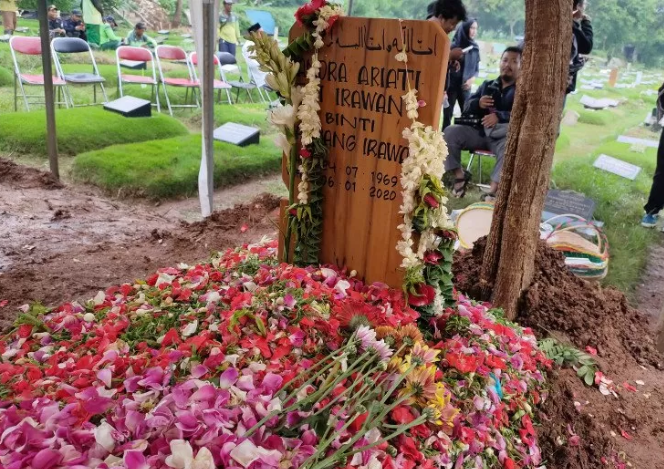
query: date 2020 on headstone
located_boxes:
[280,18,449,288]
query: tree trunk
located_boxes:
[172,0,183,28]
[479,0,570,319]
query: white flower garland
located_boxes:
[295,4,344,206]
[395,41,454,306]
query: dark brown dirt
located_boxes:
[0,158,279,329]
[454,238,664,469]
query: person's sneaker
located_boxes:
[641,213,659,228]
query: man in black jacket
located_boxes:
[63,9,86,41]
[568,0,593,95]
[443,46,522,199]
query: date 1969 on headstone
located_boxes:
[281,17,450,288]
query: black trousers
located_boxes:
[443,85,471,130]
[645,129,664,215]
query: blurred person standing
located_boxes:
[443,18,480,129]
[81,0,104,46]
[0,0,19,36]
[641,83,664,229]
[219,0,241,57]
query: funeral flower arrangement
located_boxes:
[0,241,550,469]
[250,2,457,322]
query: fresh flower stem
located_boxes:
[283,145,298,263]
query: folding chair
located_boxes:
[466,149,496,189]
[9,36,68,111]
[51,37,108,107]
[155,45,200,116]
[188,51,232,105]
[221,63,258,104]
[242,46,273,103]
[116,46,161,113]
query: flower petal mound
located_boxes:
[0,240,550,469]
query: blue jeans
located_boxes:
[218,40,237,57]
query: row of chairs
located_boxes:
[9,36,271,115]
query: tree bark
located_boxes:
[172,0,183,28]
[479,0,570,319]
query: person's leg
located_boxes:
[228,42,237,57]
[643,130,664,224]
[444,124,487,196]
[443,87,459,130]
[100,40,120,51]
[2,11,15,34]
[458,88,471,115]
[219,40,229,54]
[487,136,508,195]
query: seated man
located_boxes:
[443,46,522,200]
[126,22,157,48]
[48,5,66,38]
[99,15,121,50]
[242,23,268,88]
[63,9,86,41]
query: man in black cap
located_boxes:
[48,5,65,38]
[64,9,87,41]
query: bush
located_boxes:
[0,107,189,156]
[578,110,609,126]
[0,65,13,87]
[72,134,282,199]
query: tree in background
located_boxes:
[480,0,569,319]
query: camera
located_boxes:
[485,80,501,102]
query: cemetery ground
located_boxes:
[2,22,664,468]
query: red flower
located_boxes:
[446,352,482,374]
[408,283,436,307]
[423,251,443,265]
[423,194,440,208]
[391,405,416,424]
[397,436,424,463]
[348,411,368,432]
[295,0,326,25]
[485,354,507,370]
[503,457,516,469]
[333,299,379,329]
[300,148,312,158]
[327,15,340,28]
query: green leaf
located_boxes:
[584,370,595,386]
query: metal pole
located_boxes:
[37,0,59,179]
[201,0,215,214]
[347,0,354,16]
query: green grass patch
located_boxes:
[0,107,188,156]
[577,110,610,126]
[0,65,13,87]
[72,134,282,199]
[184,103,273,134]
[551,141,659,296]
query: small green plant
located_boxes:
[538,338,598,386]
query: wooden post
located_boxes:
[479,0,570,319]
[37,0,59,180]
[201,0,215,216]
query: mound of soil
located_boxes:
[0,158,63,189]
[454,238,664,469]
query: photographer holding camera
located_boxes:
[443,46,522,200]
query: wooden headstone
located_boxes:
[280,18,449,288]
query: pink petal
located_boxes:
[97,368,112,388]
[32,449,63,469]
[124,450,149,469]
[219,367,239,389]
[190,364,209,379]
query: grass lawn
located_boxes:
[0,106,188,156]
[551,140,659,295]
[72,134,282,199]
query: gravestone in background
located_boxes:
[543,189,596,221]
[281,18,449,287]
[594,154,642,180]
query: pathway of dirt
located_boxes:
[0,158,280,328]
[635,242,664,351]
